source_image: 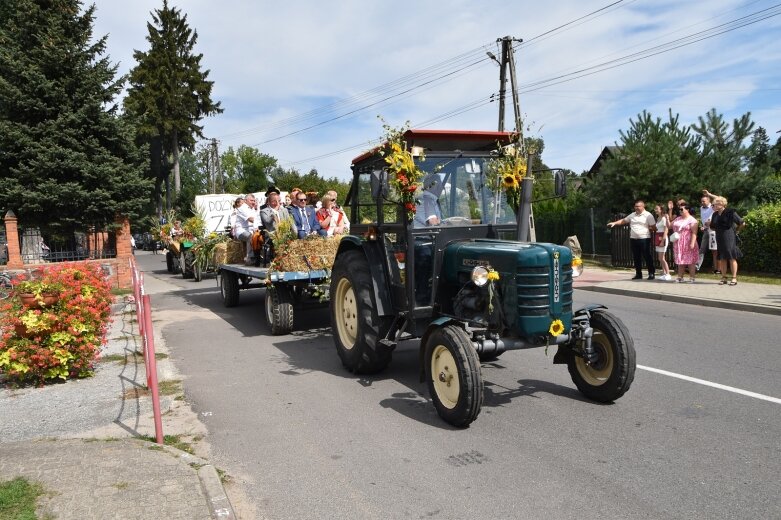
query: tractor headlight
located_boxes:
[572,257,583,278]
[471,266,489,287]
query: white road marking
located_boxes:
[638,364,781,405]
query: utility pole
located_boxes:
[494,36,524,139]
[494,35,536,241]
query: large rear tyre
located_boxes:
[219,271,240,307]
[567,310,635,402]
[330,250,392,374]
[265,285,294,335]
[181,251,194,279]
[425,325,483,427]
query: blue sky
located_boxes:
[91,0,781,181]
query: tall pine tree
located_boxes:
[0,0,150,234]
[124,0,222,215]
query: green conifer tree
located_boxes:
[124,0,222,215]
[0,0,150,233]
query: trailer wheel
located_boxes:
[193,261,202,282]
[567,310,635,402]
[425,325,483,427]
[219,271,239,307]
[330,250,392,374]
[265,285,294,335]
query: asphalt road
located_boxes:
[137,253,781,520]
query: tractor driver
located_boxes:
[413,173,443,228]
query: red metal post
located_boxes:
[142,294,164,444]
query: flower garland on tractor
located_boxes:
[378,121,426,222]
[486,133,528,214]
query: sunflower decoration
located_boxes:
[548,319,565,337]
[487,268,500,313]
[487,133,528,214]
[376,119,426,222]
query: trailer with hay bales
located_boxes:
[214,223,341,335]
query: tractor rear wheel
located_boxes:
[330,250,392,374]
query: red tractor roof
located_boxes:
[351,129,513,165]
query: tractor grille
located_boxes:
[516,264,573,317]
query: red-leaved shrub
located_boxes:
[0,263,113,386]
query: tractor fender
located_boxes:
[418,317,463,382]
[335,236,393,316]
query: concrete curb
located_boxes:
[158,443,237,520]
[578,284,781,316]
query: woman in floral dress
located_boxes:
[672,203,699,282]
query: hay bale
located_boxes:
[271,236,340,272]
[226,240,246,264]
[212,242,228,266]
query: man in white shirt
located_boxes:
[697,193,719,273]
[235,195,257,264]
[608,199,656,280]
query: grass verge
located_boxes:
[140,434,195,454]
[0,477,46,520]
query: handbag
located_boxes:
[669,231,680,243]
[654,233,665,247]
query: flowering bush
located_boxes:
[0,263,113,386]
[378,120,426,222]
[486,133,528,213]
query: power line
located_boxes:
[213,1,631,144]
[280,3,781,169]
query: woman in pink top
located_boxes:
[672,203,699,282]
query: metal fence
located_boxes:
[0,222,7,266]
[535,207,614,256]
[19,227,116,264]
[534,209,703,270]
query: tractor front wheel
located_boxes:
[425,325,483,427]
[567,310,635,402]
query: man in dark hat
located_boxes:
[259,186,280,210]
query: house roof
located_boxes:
[587,145,622,177]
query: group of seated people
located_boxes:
[229,186,350,265]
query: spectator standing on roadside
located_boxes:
[652,204,672,281]
[697,193,719,273]
[607,199,656,280]
[671,203,699,282]
[707,193,745,286]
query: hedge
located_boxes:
[740,202,781,274]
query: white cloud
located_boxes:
[90,0,781,180]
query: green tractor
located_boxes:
[330,129,635,427]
